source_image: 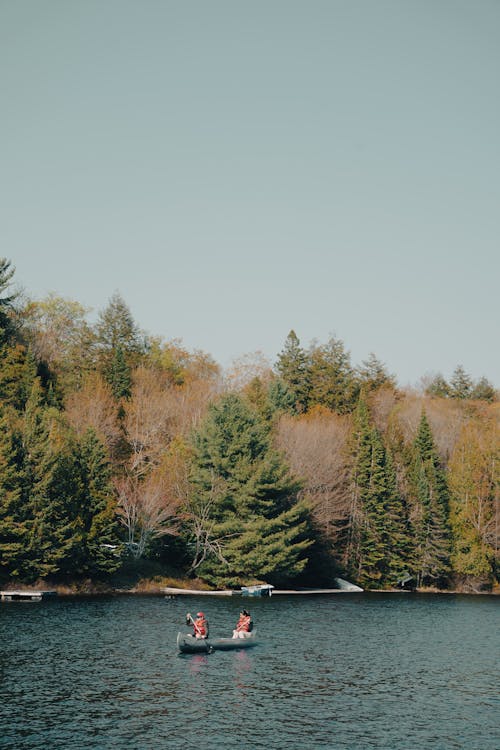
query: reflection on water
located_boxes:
[0,593,498,749]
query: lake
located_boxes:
[0,592,498,749]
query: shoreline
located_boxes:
[1,580,498,598]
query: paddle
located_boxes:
[186,613,212,653]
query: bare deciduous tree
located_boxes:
[275,409,352,541]
[64,372,121,450]
[114,467,180,559]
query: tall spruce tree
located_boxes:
[348,395,413,588]
[309,336,358,413]
[449,365,473,400]
[21,381,84,580]
[106,345,132,401]
[186,393,312,586]
[275,331,311,413]
[409,412,451,587]
[77,428,121,576]
[0,411,27,579]
[383,447,415,584]
[348,396,387,586]
[0,258,18,344]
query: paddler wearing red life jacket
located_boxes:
[232,609,253,639]
[186,611,209,639]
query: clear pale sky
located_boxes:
[1,1,499,387]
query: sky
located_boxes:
[1,0,499,387]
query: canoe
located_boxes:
[177,631,258,654]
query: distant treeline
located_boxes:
[0,259,498,591]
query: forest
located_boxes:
[0,258,498,592]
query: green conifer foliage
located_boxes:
[348,396,386,586]
[470,377,496,403]
[357,353,397,393]
[383,447,415,584]
[21,382,86,579]
[449,365,473,400]
[106,345,132,401]
[96,292,143,371]
[275,331,311,413]
[0,344,37,411]
[0,411,28,579]
[187,393,312,586]
[348,395,414,588]
[77,428,121,576]
[409,412,451,587]
[425,374,450,398]
[0,258,18,344]
[308,337,359,413]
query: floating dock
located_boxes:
[164,587,236,597]
[0,590,57,602]
[164,584,363,597]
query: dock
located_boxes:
[164,587,236,597]
[1,590,57,602]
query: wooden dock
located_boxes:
[0,590,57,602]
[164,587,236,597]
[164,585,363,597]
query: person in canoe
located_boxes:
[232,609,253,638]
[186,611,209,639]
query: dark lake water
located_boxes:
[0,592,498,749]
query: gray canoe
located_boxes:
[177,631,258,654]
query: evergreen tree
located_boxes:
[186,393,312,586]
[409,412,451,587]
[449,365,473,400]
[356,353,397,393]
[96,292,143,365]
[347,395,414,588]
[470,377,496,403]
[77,428,122,576]
[348,396,386,586]
[105,345,132,401]
[0,344,37,411]
[267,377,296,416]
[383,447,415,584]
[0,258,18,344]
[425,374,450,398]
[309,336,358,413]
[275,331,311,413]
[0,411,27,579]
[21,381,83,580]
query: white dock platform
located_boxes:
[164,587,235,597]
[0,590,57,602]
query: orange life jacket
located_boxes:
[236,614,251,632]
[193,616,208,637]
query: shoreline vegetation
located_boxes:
[1,577,499,597]
[0,259,498,597]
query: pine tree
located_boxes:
[425,374,450,398]
[409,412,451,587]
[449,365,473,400]
[0,258,18,344]
[309,336,358,413]
[96,292,143,367]
[383,447,415,584]
[186,393,313,586]
[347,396,386,586]
[0,410,28,579]
[470,377,496,403]
[77,428,121,576]
[347,395,414,588]
[275,331,311,413]
[21,381,84,580]
[105,345,132,401]
[357,353,397,393]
